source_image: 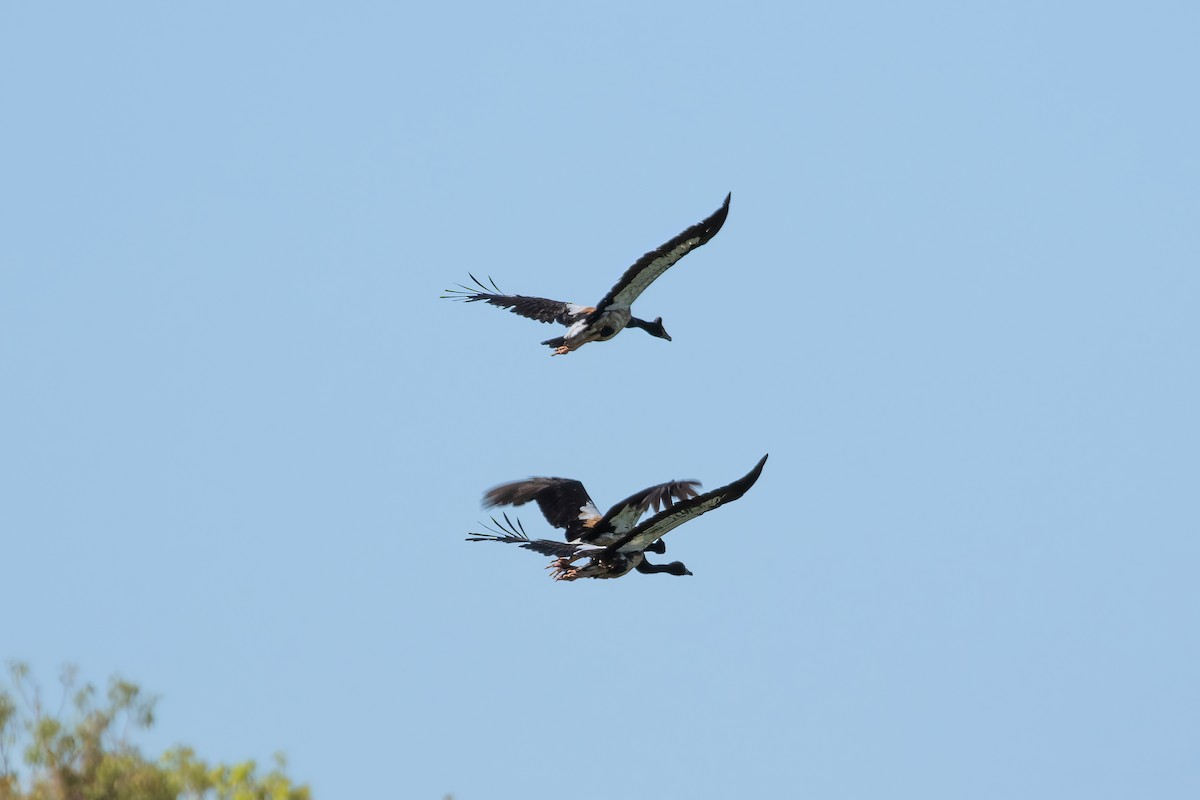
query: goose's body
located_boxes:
[443,194,730,355]
[467,454,768,581]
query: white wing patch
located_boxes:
[564,317,590,339]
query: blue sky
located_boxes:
[2,2,1197,798]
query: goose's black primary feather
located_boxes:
[465,514,580,558]
[441,274,586,325]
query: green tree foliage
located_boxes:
[0,663,310,800]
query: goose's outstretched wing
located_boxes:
[584,479,703,542]
[602,454,767,554]
[593,193,731,314]
[442,274,591,326]
[483,477,601,539]
[465,514,581,558]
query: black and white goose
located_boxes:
[466,473,705,577]
[442,193,730,355]
[468,454,767,581]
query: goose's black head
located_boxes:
[639,559,692,576]
[630,316,671,342]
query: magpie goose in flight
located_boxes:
[442,193,730,355]
[466,473,704,577]
[467,454,767,581]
